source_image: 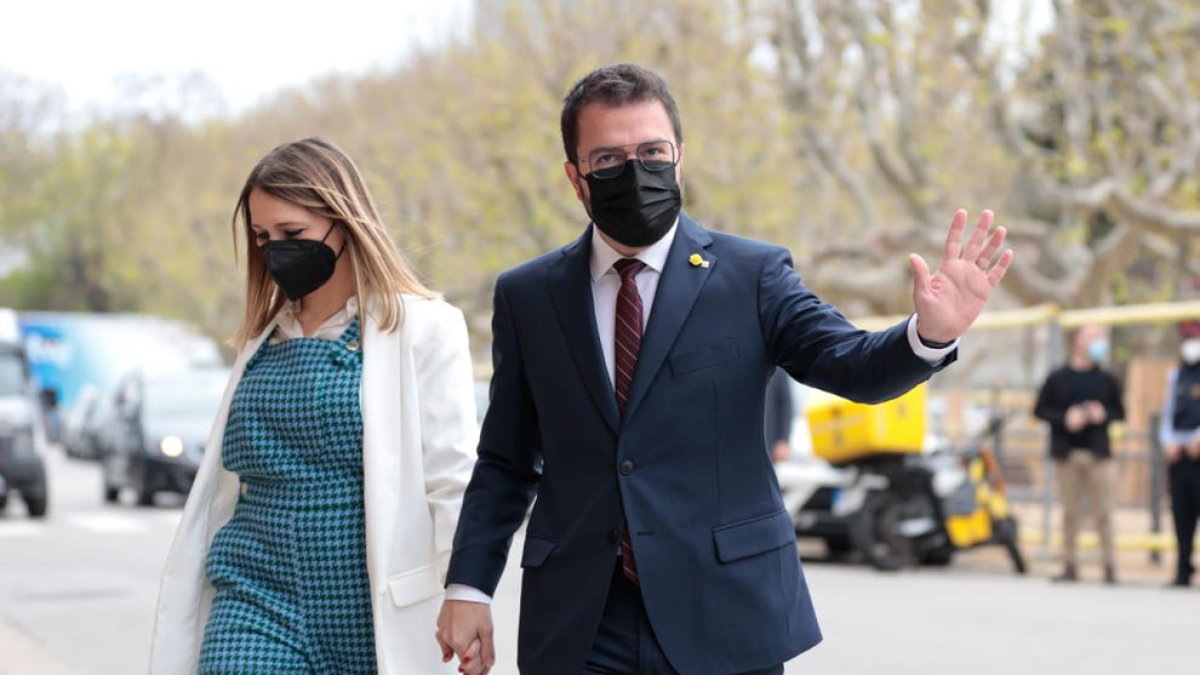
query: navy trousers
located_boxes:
[582,563,785,675]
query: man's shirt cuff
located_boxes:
[907,315,958,365]
[1165,430,1200,445]
[444,584,493,605]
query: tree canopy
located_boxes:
[1,0,1197,346]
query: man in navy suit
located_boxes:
[437,64,1013,675]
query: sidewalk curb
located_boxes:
[0,616,74,675]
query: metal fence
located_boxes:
[979,414,1171,564]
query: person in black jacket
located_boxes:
[1034,324,1125,584]
[1159,320,1200,587]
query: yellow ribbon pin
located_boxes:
[689,253,710,268]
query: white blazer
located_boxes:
[149,295,477,674]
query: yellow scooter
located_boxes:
[808,387,1026,573]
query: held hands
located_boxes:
[1083,401,1107,425]
[436,600,495,675]
[1064,402,1106,433]
[909,209,1014,344]
[1064,405,1089,433]
[1189,438,1200,460]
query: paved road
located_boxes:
[1,449,1195,674]
[0,448,183,675]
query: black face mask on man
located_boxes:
[261,223,344,300]
[586,159,681,248]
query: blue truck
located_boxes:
[19,311,224,415]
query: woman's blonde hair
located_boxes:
[231,137,435,348]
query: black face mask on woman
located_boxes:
[261,223,344,300]
[586,159,681,248]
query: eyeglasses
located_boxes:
[580,140,678,180]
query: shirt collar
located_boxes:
[275,295,359,338]
[279,294,359,319]
[589,221,679,282]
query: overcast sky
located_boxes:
[0,0,473,115]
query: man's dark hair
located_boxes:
[560,63,683,164]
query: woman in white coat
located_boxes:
[150,137,477,674]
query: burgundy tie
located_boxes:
[613,257,645,584]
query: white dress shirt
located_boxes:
[588,224,679,387]
[271,296,359,344]
[446,226,956,605]
[1159,368,1200,447]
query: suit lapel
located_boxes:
[623,214,716,421]
[549,229,621,433]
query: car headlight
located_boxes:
[159,435,185,459]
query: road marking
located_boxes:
[0,522,47,538]
[2,509,182,537]
[150,511,183,528]
[63,513,146,535]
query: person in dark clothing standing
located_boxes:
[764,368,795,463]
[1159,319,1200,588]
[1034,324,1125,584]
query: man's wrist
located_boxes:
[912,315,956,346]
[906,315,957,364]
[917,334,955,349]
[445,584,493,605]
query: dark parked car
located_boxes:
[102,368,228,506]
[63,386,122,462]
[62,386,101,460]
[0,323,49,517]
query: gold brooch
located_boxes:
[689,253,710,268]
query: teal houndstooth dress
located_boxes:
[198,317,377,674]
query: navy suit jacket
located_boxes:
[447,214,953,675]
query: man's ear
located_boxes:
[564,160,587,203]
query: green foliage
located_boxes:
[1,0,1198,342]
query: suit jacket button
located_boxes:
[619,460,634,476]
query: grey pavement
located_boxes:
[1,449,1195,675]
